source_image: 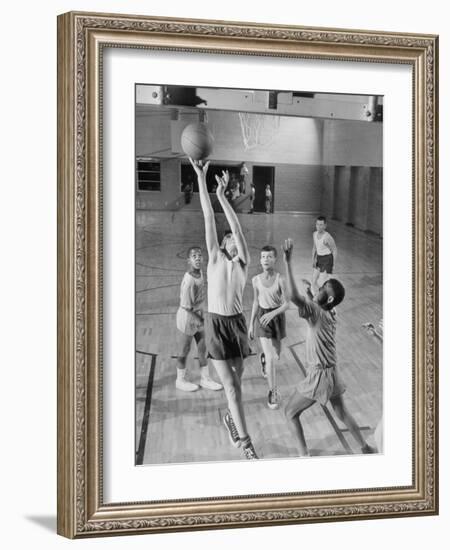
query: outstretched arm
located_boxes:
[312,239,317,267]
[282,239,308,309]
[189,159,219,260]
[326,234,337,263]
[301,279,314,301]
[248,278,259,339]
[215,171,250,265]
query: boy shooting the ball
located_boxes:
[189,158,259,460]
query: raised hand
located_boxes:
[282,238,294,263]
[215,170,230,197]
[362,322,375,334]
[189,158,210,179]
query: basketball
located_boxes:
[181,123,214,160]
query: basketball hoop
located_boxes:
[238,112,280,150]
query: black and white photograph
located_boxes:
[135,84,383,466]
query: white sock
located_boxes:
[177,368,186,380]
[200,365,209,379]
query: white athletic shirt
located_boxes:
[253,272,283,309]
[177,271,205,336]
[207,250,247,316]
[179,271,204,311]
[313,231,333,256]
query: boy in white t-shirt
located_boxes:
[248,246,288,410]
[190,158,258,460]
[312,216,337,295]
[175,246,223,392]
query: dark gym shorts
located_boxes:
[205,312,250,360]
[315,253,333,273]
[255,306,286,341]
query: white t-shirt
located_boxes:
[179,271,204,311]
[253,272,284,309]
[176,271,205,335]
[313,231,334,256]
[207,250,247,316]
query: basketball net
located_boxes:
[238,112,280,150]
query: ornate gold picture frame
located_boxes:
[57,11,438,538]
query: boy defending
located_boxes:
[311,216,337,295]
[282,239,375,457]
[175,246,223,392]
[249,246,288,410]
[189,158,258,460]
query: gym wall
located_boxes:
[135,159,323,213]
[135,109,383,236]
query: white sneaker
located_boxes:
[176,378,199,392]
[268,389,280,410]
[200,376,223,391]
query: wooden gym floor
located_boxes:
[135,210,382,465]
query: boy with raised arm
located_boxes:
[282,238,375,457]
[189,158,258,460]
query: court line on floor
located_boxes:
[136,262,185,273]
[135,351,157,466]
[136,283,179,294]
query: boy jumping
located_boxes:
[190,158,258,460]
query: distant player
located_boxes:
[189,158,258,460]
[265,184,272,214]
[249,246,288,410]
[311,216,337,295]
[282,238,376,457]
[248,182,255,214]
[239,162,249,194]
[175,246,223,392]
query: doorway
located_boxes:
[253,165,275,213]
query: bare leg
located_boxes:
[330,395,367,448]
[196,332,223,391]
[259,338,276,391]
[259,337,281,406]
[195,332,207,367]
[284,389,316,456]
[176,333,192,371]
[176,333,199,391]
[212,357,248,438]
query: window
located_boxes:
[136,159,161,191]
[181,162,241,193]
